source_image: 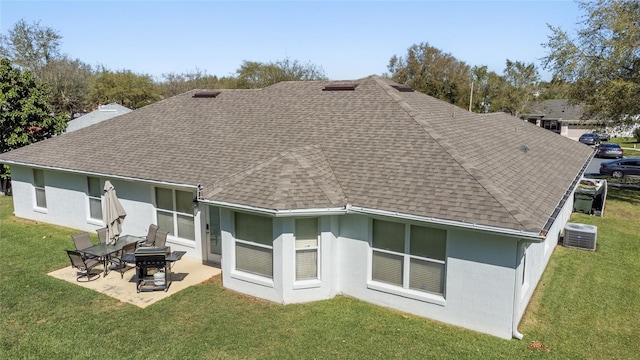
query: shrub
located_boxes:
[634,127,640,142]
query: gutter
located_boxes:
[540,152,593,235]
[1,160,199,190]
[197,198,348,217]
[347,205,544,242]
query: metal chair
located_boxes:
[138,224,159,247]
[72,232,93,250]
[96,227,108,244]
[110,242,138,278]
[66,250,101,281]
[154,229,169,248]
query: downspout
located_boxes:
[512,239,524,340]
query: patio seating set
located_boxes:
[65,224,184,292]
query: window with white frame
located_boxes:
[33,169,46,208]
[87,177,102,220]
[155,187,195,240]
[234,212,273,278]
[371,219,446,296]
[295,218,319,281]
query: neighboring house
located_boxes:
[65,103,132,133]
[0,75,593,339]
[523,99,606,140]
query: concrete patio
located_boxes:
[49,255,220,308]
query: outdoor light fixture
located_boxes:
[193,183,203,209]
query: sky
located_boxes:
[0,0,584,82]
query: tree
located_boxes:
[0,19,62,79]
[499,60,540,117]
[387,42,471,107]
[0,58,67,193]
[542,0,640,122]
[86,68,162,109]
[159,68,225,97]
[40,55,94,118]
[235,58,327,89]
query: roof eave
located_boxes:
[1,160,199,190]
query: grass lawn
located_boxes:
[609,137,640,157]
[1,191,639,359]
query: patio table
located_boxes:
[78,235,143,276]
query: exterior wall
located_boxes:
[9,165,202,258]
[10,165,573,339]
[221,210,522,339]
[513,186,576,326]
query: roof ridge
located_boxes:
[289,145,348,206]
[371,76,533,231]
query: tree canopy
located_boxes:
[0,19,62,79]
[86,68,161,109]
[235,58,327,89]
[542,0,640,121]
[0,58,67,192]
[387,42,471,107]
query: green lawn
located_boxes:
[1,191,639,359]
[609,136,640,157]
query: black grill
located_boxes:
[135,247,171,292]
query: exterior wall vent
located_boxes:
[323,83,358,91]
[193,91,221,98]
[563,222,597,251]
[391,84,414,92]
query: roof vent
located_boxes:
[192,91,221,98]
[391,84,414,92]
[323,83,358,91]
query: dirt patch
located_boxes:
[528,340,550,352]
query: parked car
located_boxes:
[579,133,601,145]
[599,158,640,178]
[595,143,623,158]
[593,130,610,141]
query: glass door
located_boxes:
[206,206,222,266]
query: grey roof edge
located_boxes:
[371,76,532,231]
[0,160,199,189]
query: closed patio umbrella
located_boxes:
[102,180,127,245]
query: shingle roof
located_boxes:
[0,75,593,233]
[526,99,584,120]
[66,103,132,132]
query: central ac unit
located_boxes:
[563,223,597,251]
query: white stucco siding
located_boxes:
[514,187,575,325]
[8,166,203,258]
[335,214,519,339]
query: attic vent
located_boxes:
[391,84,415,92]
[519,144,529,153]
[192,91,221,98]
[563,223,597,251]
[323,83,358,91]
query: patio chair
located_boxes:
[66,249,101,282]
[72,232,94,250]
[96,227,108,244]
[138,224,159,247]
[154,229,169,248]
[110,242,138,278]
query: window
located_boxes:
[33,169,46,208]
[87,177,102,220]
[295,218,319,281]
[235,212,273,278]
[155,188,195,240]
[371,219,446,296]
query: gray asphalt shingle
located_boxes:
[0,75,593,233]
